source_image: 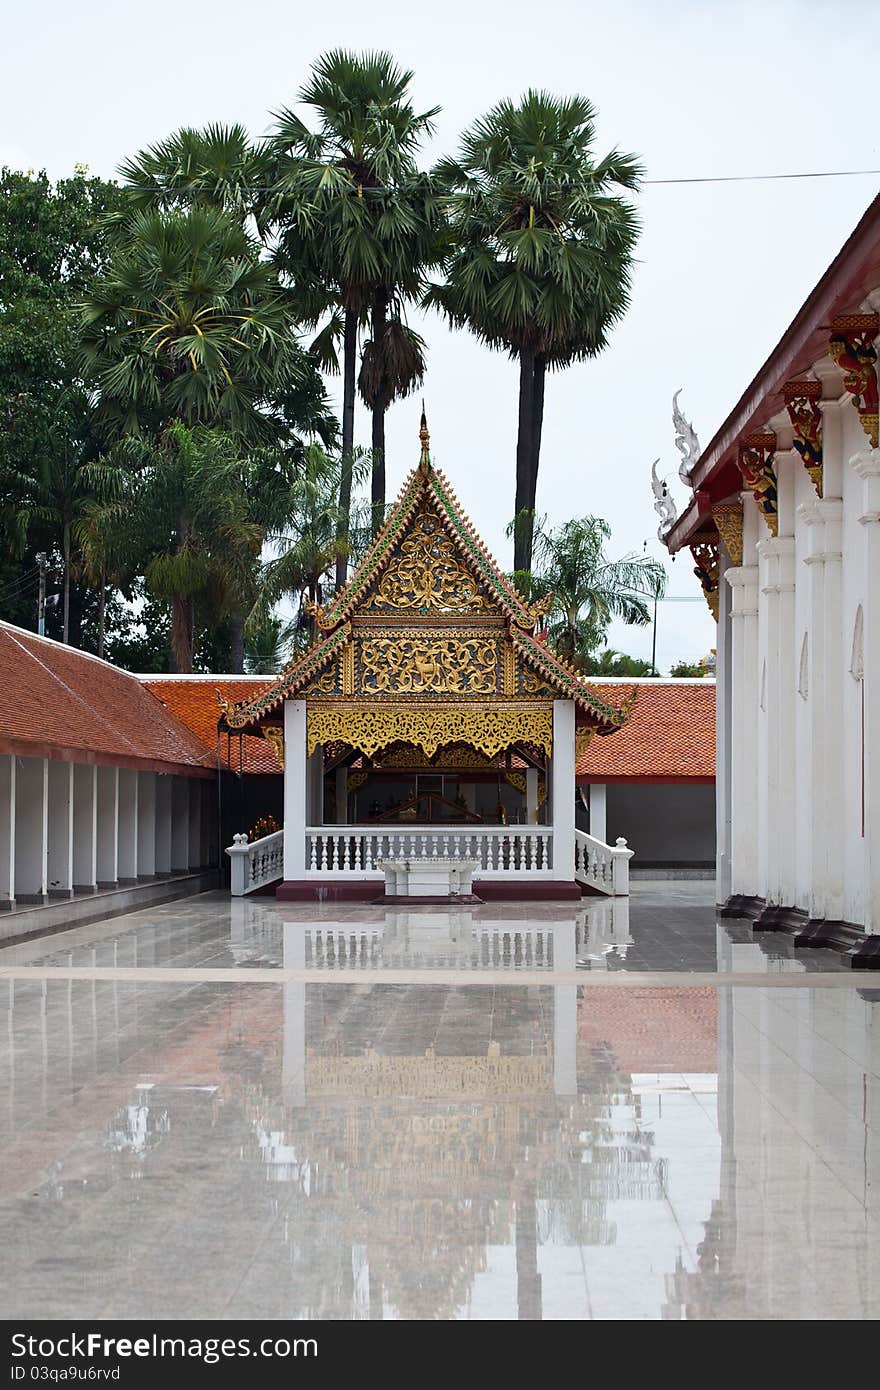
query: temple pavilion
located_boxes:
[222,416,632,902]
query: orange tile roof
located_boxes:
[143,677,279,774]
[577,680,715,782]
[0,623,213,774]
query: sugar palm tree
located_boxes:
[430,92,641,572]
[524,515,665,670]
[80,206,328,444]
[115,123,266,222]
[263,50,440,575]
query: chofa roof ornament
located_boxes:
[672,388,701,485]
[651,458,678,539]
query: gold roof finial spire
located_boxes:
[418,401,430,474]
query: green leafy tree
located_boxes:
[430,92,641,571]
[83,426,262,672]
[521,515,665,670]
[669,658,710,678]
[580,648,655,677]
[264,50,440,568]
[0,167,121,640]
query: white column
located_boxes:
[715,547,733,902]
[187,778,202,869]
[0,755,15,907]
[726,548,760,898]
[852,446,880,930]
[526,767,539,825]
[14,756,48,901]
[46,760,74,898]
[171,777,190,872]
[155,775,172,875]
[72,764,97,892]
[284,700,307,880]
[551,700,575,881]
[96,765,119,887]
[117,768,138,883]
[136,772,156,879]
[589,782,607,843]
[307,746,323,826]
[757,526,796,906]
[335,765,348,825]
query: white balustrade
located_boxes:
[574,829,633,896]
[304,825,555,878]
[226,830,284,896]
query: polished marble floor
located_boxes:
[0,884,876,1320]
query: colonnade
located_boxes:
[0,754,215,908]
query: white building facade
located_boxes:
[664,194,880,959]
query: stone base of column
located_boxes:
[720,894,880,968]
[47,888,75,900]
[718,894,765,919]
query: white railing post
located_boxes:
[611,837,634,896]
[227,833,251,896]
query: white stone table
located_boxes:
[378,857,481,899]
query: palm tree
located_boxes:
[84,426,262,672]
[358,313,427,534]
[255,444,369,638]
[524,515,665,670]
[80,206,329,444]
[581,648,655,677]
[263,50,440,575]
[244,614,297,674]
[115,123,266,222]
[430,91,641,572]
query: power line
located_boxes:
[115,167,880,196]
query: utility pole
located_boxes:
[651,589,658,677]
[36,553,47,636]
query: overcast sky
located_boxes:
[4,0,879,670]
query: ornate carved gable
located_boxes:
[358,506,498,618]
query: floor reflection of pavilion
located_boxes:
[0,902,726,1320]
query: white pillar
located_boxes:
[335,765,348,825]
[526,767,539,825]
[46,760,74,898]
[758,531,796,906]
[14,756,48,901]
[715,547,733,902]
[136,772,156,879]
[171,777,189,872]
[307,747,323,825]
[0,755,15,907]
[72,764,97,892]
[155,775,172,875]
[852,445,880,930]
[117,768,138,883]
[551,700,575,881]
[589,782,607,843]
[726,549,760,898]
[96,765,119,887]
[187,778,202,869]
[284,701,308,880]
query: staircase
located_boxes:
[574,830,633,896]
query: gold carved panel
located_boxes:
[359,634,499,696]
[306,704,553,759]
[361,509,493,615]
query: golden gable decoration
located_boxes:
[359,633,499,696]
[362,509,493,615]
